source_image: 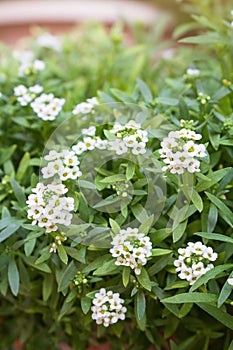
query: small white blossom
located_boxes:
[36,32,62,52]
[174,241,218,285]
[227,277,233,286]
[27,181,74,233]
[13,50,34,64]
[91,288,127,327]
[18,59,45,77]
[41,149,82,181]
[186,68,200,76]
[108,120,148,156]
[31,93,65,121]
[72,97,99,115]
[110,227,152,275]
[160,128,206,174]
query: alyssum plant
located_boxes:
[0,3,233,350]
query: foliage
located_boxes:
[0,3,233,350]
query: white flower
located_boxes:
[18,60,45,77]
[81,126,96,136]
[227,277,233,286]
[27,181,73,233]
[29,85,44,94]
[203,247,218,261]
[186,68,200,76]
[31,93,65,121]
[13,50,34,63]
[83,137,96,150]
[124,135,137,148]
[72,141,87,155]
[132,142,147,155]
[14,85,28,96]
[160,128,206,174]
[95,138,108,150]
[175,242,218,285]
[110,227,152,275]
[91,288,126,327]
[72,102,93,115]
[109,140,128,155]
[87,97,99,106]
[37,32,62,52]
[125,120,141,129]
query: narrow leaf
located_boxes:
[8,257,19,296]
[161,292,217,304]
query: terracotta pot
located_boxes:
[0,0,169,45]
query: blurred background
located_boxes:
[0,0,184,45]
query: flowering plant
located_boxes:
[0,1,233,349]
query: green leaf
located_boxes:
[151,248,173,256]
[10,178,26,207]
[195,232,233,244]
[0,145,17,165]
[57,244,68,265]
[93,259,117,276]
[136,267,151,291]
[65,246,86,263]
[100,174,126,183]
[228,340,233,350]
[190,264,233,292]
[217,273,233,308]
[81,296,92,314]
[197,303,233,330]
[58,261,77,292]
[109,218,121,234]
[205,192,233,227]
[24,238,36,257]
[42,274,54,302]
[16,152,30,182]
[156,97,178,106]
[172,220,188,243]
[179,33,224,45]
[136,78,153,102]
[82,254,112,274]
[161,292,217,304]
[35,251,51,265]
[8,257,19,296]
[110,88,135,103]
[138,215,154,235]
[126,161,135,180]
[23,256,51,273]
[78,180,96,190]
[131,204,149,223]
[207,204,218,232]
[196,168,231,192]
[0,221,21,243]
[135,290,146,320]
[122,266,130,288]
[191,190,203,212]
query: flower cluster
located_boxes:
[72,97,99,115]
[72,125,108,155]
[108,120,148,155]
[18,59,45,77]
[13,50,34,64]
[174,241,218,285]
[41,149,82,181]
[110,227,152,275]
[31,93,65,121]
[26,181,74,233]
[159,128,206,174]
[91,288,127,327]
[14,84,43,106]
[36,32,62,52]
